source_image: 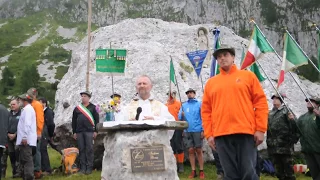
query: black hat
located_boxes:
[305,97,320,105]
[212,44,236,59]
[110,93,121,98]
[185,88,196,95]
[80,91,92,98]
[271,93,286,103]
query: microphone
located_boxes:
[135,107,142,120]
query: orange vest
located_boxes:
[31,100,44,136]
[166,99,181,121]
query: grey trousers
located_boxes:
[304,153,320,180]
[33,140,41,172]
[77,132,94,172]
[20,145,34,180]
[215,134,259,180]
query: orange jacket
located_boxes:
[31,100,44,136]
[166,99,181,121]
[201,65,268,138]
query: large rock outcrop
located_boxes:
[53,18,320,168]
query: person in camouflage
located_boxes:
[297,97,320,180]
[266,93,300,180]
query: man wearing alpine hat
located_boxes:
[72,91,99,175]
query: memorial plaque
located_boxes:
[130,146,165,173]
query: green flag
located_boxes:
[278,32,309,87]
[169,58,176,98]
[241,47,266,82]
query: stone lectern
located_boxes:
[97,121,188,180]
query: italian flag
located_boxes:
[277,32,309,88]
[240,47,266,82]
[240,25,274,70]
[169,58,176,99]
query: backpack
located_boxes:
[261,159,275,175]
[61,147,79,174]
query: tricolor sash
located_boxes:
[77,104,95,126]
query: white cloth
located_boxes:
[16,104,37,146]
[116,95,175,122]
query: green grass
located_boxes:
[3,148,311,180]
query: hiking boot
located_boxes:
[188,170,197,179]
[177,163,184,173]
[199,171,205,179]
[34,171,43,179]
[216,173,224,180]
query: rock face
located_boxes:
[52,18,320,168]
[101,130,179,180]
[0,0,319,56]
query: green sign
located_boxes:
[96,49,127,75]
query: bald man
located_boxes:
[119,75,174,122]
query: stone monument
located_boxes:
[98,121,188,180]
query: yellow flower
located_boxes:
[109,100,115,106]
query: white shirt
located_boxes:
[16,104,37,146]
[116,95,175,122]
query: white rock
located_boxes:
[102,130,179,180]
[55,18,320,158]
[56,26,77,39]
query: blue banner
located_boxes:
[186,50,208,78]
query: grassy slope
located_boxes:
[3,148,312,180]
[0,10,97,104]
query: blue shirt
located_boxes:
[178,99,203,132]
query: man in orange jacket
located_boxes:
[165,90,184,173]
[201,45,268,179]
[27,88,44,179]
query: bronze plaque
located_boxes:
[130,146,165,173]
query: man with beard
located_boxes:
[297,97,320,180]
[72,91,99,175]
[123,75,174,122]
[267,93,299,180]
[7,99,22,178]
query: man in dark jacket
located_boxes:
[38,97,55,175]
[72,91,99,175]
[7,99,22,178]
[297,97,320,180]
[0,102,9,180]
[267,93,299,180]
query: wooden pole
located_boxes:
[86,0,92,91]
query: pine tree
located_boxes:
[0,67,15,95]
[20,64,40,93]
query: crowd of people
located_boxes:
[0,89,55,180]
[1,44,320,180]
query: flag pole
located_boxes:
[200,75,204,93]
[170,56,182,103]
[250,20,315,106]
[255,60,295,114]
[285,29,320,73]
[86,0,92,91]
